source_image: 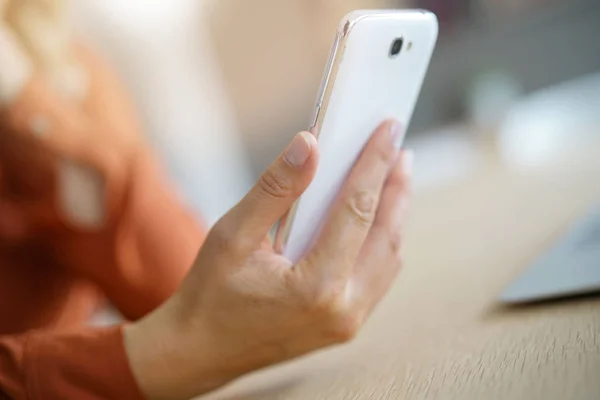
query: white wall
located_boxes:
[72,0,254,225]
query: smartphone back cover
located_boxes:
[284,11,438,262]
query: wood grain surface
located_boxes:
[201,135,600,400]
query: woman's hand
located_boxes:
[124,120,413,399]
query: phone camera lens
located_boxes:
[390,37,403,57]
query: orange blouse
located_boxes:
[0,69,206,397]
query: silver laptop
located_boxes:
[500,204,600,303]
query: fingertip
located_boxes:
[367,120,404,162]
[283,131,315,168]
[302,130,317,144]
[286,131,319,178]
[303,131,320,167]
[377,119,402,138]
[385,150,413,195]
[301,130,319,159]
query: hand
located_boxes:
[124,120,413,399]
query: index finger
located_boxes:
[301,120,402,280]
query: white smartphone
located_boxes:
[276,10,438,263]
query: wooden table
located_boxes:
[202,134,600,400]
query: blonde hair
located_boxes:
[2,0,87,100]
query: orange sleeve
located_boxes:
[0,326,145,400]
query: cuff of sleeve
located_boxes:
[24,325,145,400]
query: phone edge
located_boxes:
[274,21,349,254]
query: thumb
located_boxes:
[221,131,319,250]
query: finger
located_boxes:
[302,120,402,280]
[215,131,319,253]
[352,151,413,311]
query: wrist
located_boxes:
[123,295,231,400]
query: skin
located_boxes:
[124,121,413,399]
[2,1,413,396]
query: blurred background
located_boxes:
[71,0,600,224]
[1,0,598,379]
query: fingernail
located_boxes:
[390,121,404,149]
[402,150,414,176]
[284,132,313,167]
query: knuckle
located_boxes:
[345,190,378,225]
[313,290,343,316]
[308,287,361,343]
[329,310,362,343]
[293,278,362,343]
[300,280,345,316]
[258,169,293,199]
